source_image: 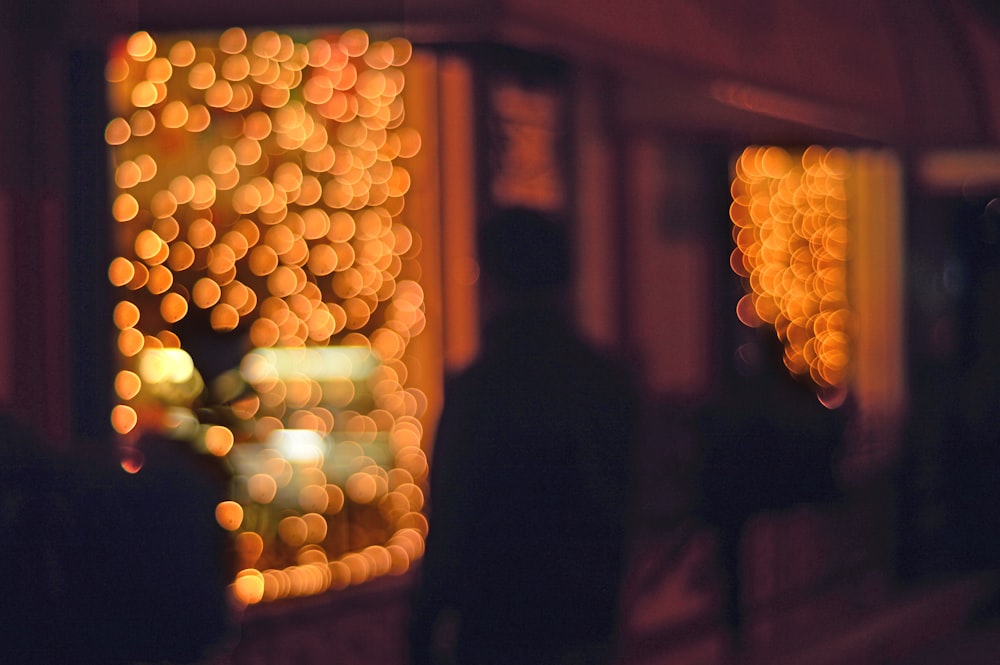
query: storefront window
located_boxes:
[730,145,905,467]
[105,26,430,604]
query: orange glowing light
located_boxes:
[112,193,139,222]
[345,472,377,504]
[113,301,141,329]
[166,241,195,271]
[233,569,265,604]
[730,145,852,388]
[210,303,240,331]
[134,229,163,260]
[191,277,222,309]
[114,370,142,400]
[277,515,308,547]
[111,404,138,434]
[235,531,264,564]
[107,26,429,602]
[215,500,244,530]
[159,292,189,323]
[119,447,145,473]
[168,40,196,67]
[161,100,188,128]
[219,27,248,55]
[248,473,278,504]
[152,216,180,241]
[131,81,159,108]
[118,327,145,357]
[108,257,136,287]
[132,153,157,182]
[324,484,346,515]
[185,104,211,132]
[302,513,328,543]
[126,31,156,61]
[298,484,329,513]
[188,217,216,248]
[115,161,142,189]
[205,425,235,456]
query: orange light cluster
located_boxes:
[106,26,427,602]
[730,146,852,390]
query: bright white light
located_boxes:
[267,428,326,465]
[240,346,379,383]
[139,347,196,384]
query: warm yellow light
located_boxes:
[111,404,138,434]
[191,277,222,309]
[222,54,250,82]
[146,57,173,83]
[345,472,377,504]
[205,80,234,108]
[190,175,217,209]
[134,229,163,260]
[189,62,217,90]
[215,500,244,530]
[248,473,278,503]
[105,56,130,83]
[118,327,145,357]
[168,40,196,67]
[233,569,265,604]
[188,217,216,248]
[112,193,139,222]
[115,161,142,189]
[134,153,157,181]
[185,104,211,132]
[211,303,240,331]
[219,27,248,55]
[235,531,264,565]
[205,425,235,457]
[160,292,189,323]
[108,257,136,286]
[126,31,156,61]
[161,100,188,128]
[107,26,427,602]
[166,241,195,271]
[131,81,159,108]
[113,300,141,329]
[338,29,369,58]
[302,513,328,543]
[267,266,298,297]
[115,370,142,400]
[730,145,852,388]
[277,515,308,546]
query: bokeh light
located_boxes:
[107,26,428,602]
[730,146,853,390]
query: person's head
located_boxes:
[476,207,571,313]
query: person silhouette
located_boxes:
[699,326,845,650]
[409,208,639,665]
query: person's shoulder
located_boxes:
[441,358,498,400]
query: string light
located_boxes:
[731,145,852,390]
[107,26,426,603]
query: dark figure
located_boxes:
[410,208,639,665]
[0,413,232,664]
[947,197,1000,572]
[0,411,75,663]
[698,328,845,650]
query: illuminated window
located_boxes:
[106,27,428,604]
[731,146,905,462]
[730,146,851,401]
